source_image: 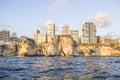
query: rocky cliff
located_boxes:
[39,35,81,57]
[0,36,43,57]
[77,43,120,56]
[0,36,119,57]
[0,45,17,56]
[99,46,120,56]
[16,36,41,56]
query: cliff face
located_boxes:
[1,36,119,57]
[16,36,39,56]
[40,35,79,57]
[77,44,120,56]
[15,36,120,57]
[99,46,120,56]
[1,36,45,57]
[77,44,100,56]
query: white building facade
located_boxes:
[61,24,69,35]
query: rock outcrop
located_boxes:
[77,43,120,56]
[40,35,79,57]
[16,36,40,56]
[89,47,100,56]
[1,36,119,57]
[0,45,17,56]
[99,46,120,56]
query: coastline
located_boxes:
[0,36,120,57]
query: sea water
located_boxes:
[0,57,120,80]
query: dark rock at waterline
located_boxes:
[89,47,100,56]
[0,45,17,56]
[24,50,45,56]
[73,50,85,57]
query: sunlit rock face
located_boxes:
[77,43,120,56]
[41,35,79,57]
[17,36,39,56]
[59,35,75,56]
[77,44,101,56]
[99,46,120,56]
[16,36,120,57]
[1,35,120,57]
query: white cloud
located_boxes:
[87,12,112,27]
[48,0,69,10]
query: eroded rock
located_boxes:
[17,36,38,56]
[0,45,17,56]
[40,35,79,57]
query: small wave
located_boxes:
[114,61,120,63]
[40,68,73,74]
[0,57,120,79]
[91,71,110,80]
[112,75,120,78]
[0,74,9,78]
[0,67,25,71]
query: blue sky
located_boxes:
[0,0,120,38]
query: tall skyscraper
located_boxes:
[81,22,97,44]
[46,21,55,42]
[0,30,10,41]
[33,29,40,43]
[61,24,69,35]
[70,30,79,43]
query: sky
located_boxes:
[0,0,120,38]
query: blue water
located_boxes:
[0,57,120,80]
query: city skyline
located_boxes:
[0,0,120,38]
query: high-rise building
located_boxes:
[11,32,17,37]
[46,21,55,42]
[38,33,47,43]
[81,22,97,44]
[0,30,10,41]
[70,30,79,43]
[61,24,69,35]
[9,32,18,42]
[33,29,40,43]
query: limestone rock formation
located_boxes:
[16,36,40,56]
[1,35,119,57]
[0,45,17,56]
[0,36,41,57]
[89,47,100,56]
[99,46,120,56]
[40,35,80,57]
[77,43,120,56]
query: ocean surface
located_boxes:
[0,57,120,80]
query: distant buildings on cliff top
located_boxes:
[0,30,18,45]
[0,21,120,46]
[33,21,97,44]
